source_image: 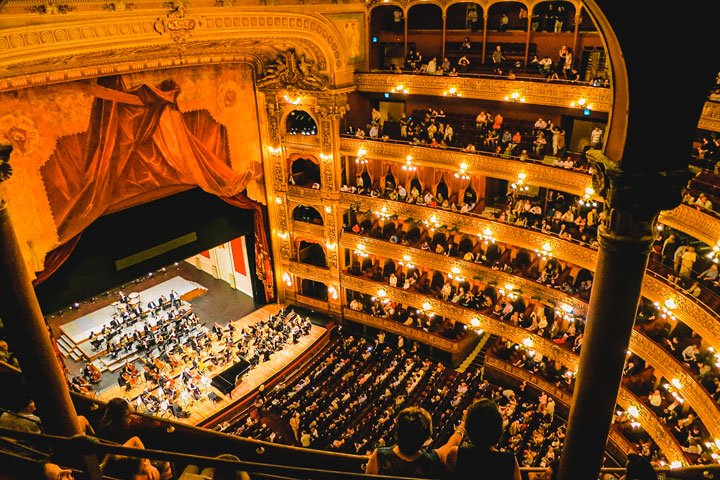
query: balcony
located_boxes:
[288,261,332,283]
[339,272,687,463]
[292,220,326,239]
[354,72,613,112]
[339,192,720,352]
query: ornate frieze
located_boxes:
[287,185,325,202]
[341,232,588,315]
[354,73,613,113]
[659,203,720,247]
[340,138,592,197]
[257,49,329,91]
[288,260,331,284]
[154,2,205,43]
[699,101,720,133]
[291,220,325,239]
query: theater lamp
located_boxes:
[328,285,338,300]
[454,162,470,181]
[570,97,593,111]
[448,266,465,282]
[504,91,526,102]
[356,148,368,165]
[282,272,292,287]
[577,187,597,207]
[283,94,302,105]
[423,214,441,232]
[706,240,720,263]
[398,254,414,269]
[267,146,282,155]
[653,298,677,320]
[535,242,553,260]
[354,244,369,258]
[511,172,529,192]
[391,83,409,95]
[374,205,392,221]
[443,86,461,97]
[402,155,417,172]
[498,283,518,300]
[479,227,495,245]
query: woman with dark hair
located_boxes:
[365,407,447,478]
[443,399,521,480]
[95,397,135,443]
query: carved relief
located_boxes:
[660,203,720,248]
[257,49,328,91]
[0,113,40,158]
[288,260,331,284]
[154,2,205,43]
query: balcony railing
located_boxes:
[292,220,326,239]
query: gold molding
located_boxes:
[354,73,613,113]
[288,260,333,284]
[699,101,720,133]
[659,203,720,247]
[292,220,326,240]
[340,138,593,197]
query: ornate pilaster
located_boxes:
[558,154,690,480]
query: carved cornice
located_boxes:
[340,138,592,197]
[340,193,720,352]
[0,11,351,92]
[616,388,687,465]
[341,272,685,463]
[342,308,469,353]
[291,220,326,239]
[288,260,333,284]
[483,356,636,457]
[354,73,613,113]
[287,185,325,203]
[699,101,720,133]
[659,203,720,247]
[341,232,588,315]
[629,330,720,440]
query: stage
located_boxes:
[95,304,327,426]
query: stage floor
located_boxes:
[96,304,327,426]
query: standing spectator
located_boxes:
[498,13,509,31]
[491,45,505,73]
[679,246,697,279]
[563,48,574,78]
[590,126,603,148]
[458,55,470,73]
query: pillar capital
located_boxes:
[588,149,690,251]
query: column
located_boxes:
[571,7,581,63]
[481,12,488,64]
[557,161,689,480]
[0,146,103,478]
[441,13,447,60]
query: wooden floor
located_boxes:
[96,304,325,426]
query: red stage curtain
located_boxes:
[38,75,273,300]
[32,233,82,286]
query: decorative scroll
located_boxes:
[154,3,205,43]
[257,49,328,91]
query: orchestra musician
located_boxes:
[83,362,102,385]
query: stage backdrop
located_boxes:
[0,64,266,281]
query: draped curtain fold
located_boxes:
[37,75,273,301]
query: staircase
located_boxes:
[56,334,83,362]
[457,333,497,373]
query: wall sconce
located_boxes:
[282,272,292,287]
[319,153,333,161]
[498,283,518,300]
[283,94,302,105]
[504,91,526,102]
[511,172,530,192]
[443,86,461,97]
[328,285,338,300]
[707,240,720,263]
[324,205,332,213]
[448,266,465,282]
[268,146,282,155]
[374,205,392,221]
[275,196,283,205]
[399,254,415,269]
[424,214,441,232]
[577,186,598,207]
[535,243,553,260]
[402,155,417,172]
[392,83,409,94]
[326,242,336,251]
[470,317,481,328]
[278,231,289,240]
[653,298,677,320]
[479,227,495,245]
[355,148,368,165]
[570,97,593,110]
[354,244,369,257]
[454,162,471,180]
[377,288,387,298]
[522,337,534,348]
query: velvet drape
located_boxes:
[37,75,273,300]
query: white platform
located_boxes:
[59,276,205,345]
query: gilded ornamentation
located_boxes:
[660,203,720,247]
[0,113,40,157]
[154,2,205,43]
[101,1,135,11]
[354,73,613,113]
[340,138,592,197]
[25,2,76,14]
[257,50,329,91]
[699,101,720,133]
[288,260,331,284]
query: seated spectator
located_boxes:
[101,436,173,480]
[442,399,521,480]
[365,407,446,478]
[0,396,41,434]
[95,397,135,443]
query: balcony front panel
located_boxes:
[288,261,333,284]
[342,308,467,353]
[340,193,720,351]
[292,220,326,239]
[659,203,720,247]
[354,73,613,113]
[341,232,588,315]
[340,138,592,197]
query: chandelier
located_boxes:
[454,162,470,180]
[402,155,417,172]
[535,242,553,260]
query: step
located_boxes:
[456,332,490,373]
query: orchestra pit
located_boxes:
[0,1,719,480]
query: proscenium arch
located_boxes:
[0,11,352,92]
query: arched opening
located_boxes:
[297,240,326,268]
[285,110,318,136]
[384,170,397,195]
[407,4,443,65]
[531,1,575,33]
[383,259,396,278]
[487,1,526,32]
[435,177,449,202]
[431,271,446,291]
[446,2,483,31]
[359,170,372,193]
[290,157,321,188]
[410,176,423,195]
[300,278,328,301]
[462,185,478,207]
[370,5,405,70]
[458,234,474,255]
[292,205,324,225]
